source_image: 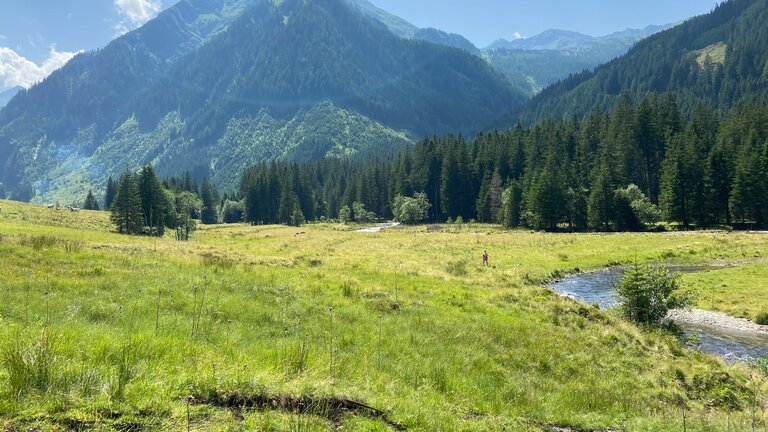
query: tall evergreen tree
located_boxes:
[200,177,219,225]
[110,171,143,235]
[501,181,523,229]
[138,165,169,236]
[104,176,117,210]
[587,160,614,231]
[489,169,504,223]
[83,190,100,211]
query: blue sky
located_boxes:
[0,0,716,92]
[371,0,718,45]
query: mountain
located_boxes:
[413,28,480,55]
[521,0,768,123]
[0,0,523,202]
[349,2,667,99]
[0,86,22,109]
[487,25,671,53]
[489,29,595,52]
[484,25,673,97]
[346,0,418,38]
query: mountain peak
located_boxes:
[0,0,522,201]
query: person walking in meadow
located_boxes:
[483,250,489,267]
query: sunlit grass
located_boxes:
[682,262,768,320]
[1,200,767,431]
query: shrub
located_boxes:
[755,312,768,325]
[220,200,245,224]
[616,265,694,326]
[392,193,430,225]
[352,202,377,223]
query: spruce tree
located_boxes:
[501,182,522,229]
[104,176,117,210]
[83,190,100,211]
[200,178,219,224]
[489,170,504,223]
[138,165,169,236]
[587,161,614,231]
[660,135,691,227]
[111,171,143,235]
[527,159,566,231]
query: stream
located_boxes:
[550,268,768,362]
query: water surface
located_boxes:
[550,268,768,361]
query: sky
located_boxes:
[0,0,176,92]
[369,0,718,46]
[0,0,717,92]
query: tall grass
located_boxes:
[0,200,767,430]
[2,330,58,397]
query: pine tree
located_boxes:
[587,161,614,231]
[138,165,169,236]
[526,158,566,231]
[489,169,504,223]
[729,135,767,226]
[475,172,491,222]
[83,190,100,211]
[501,182,522,229]
[111,171,143,235]
[200,177,219,225]
[660,135,692,227]
[104,176,117,210]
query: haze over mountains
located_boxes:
[481,26,673,97]
[0,87,22,109]
[522,0,768,122]
[0,0,521,201]
[1,0,756,205]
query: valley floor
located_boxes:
[1,200,768,431]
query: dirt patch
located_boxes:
[541,426,620,432]
[196,392,406,430]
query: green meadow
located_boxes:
[682,262,768,320]
[1,200,768,431]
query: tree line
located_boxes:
[234,94,767,230]
[100,92,767,233]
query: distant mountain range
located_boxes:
[483,25,673,96]
[0,0,522,202]
[521,0,768,123]
[349,2,673,98]
[487,25,671,52]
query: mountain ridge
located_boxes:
[0,0,522,202]
[519,0,768,123]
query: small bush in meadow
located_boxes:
[617,265,694,327]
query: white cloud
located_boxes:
[0,46,80,90]
[114,0,161,34]
[512,32,524,40]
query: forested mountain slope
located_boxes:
[0,0,522,202]
[521,0,768,122]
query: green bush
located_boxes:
[755,312,768,325]
[617,265,694,326]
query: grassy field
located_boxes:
[1,200,768,431]
[682,262,768,320]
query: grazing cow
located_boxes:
[294,231,306,237]
[47,204,55,209]
[70,207,80,213]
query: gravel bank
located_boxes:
[667,308,768,335]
